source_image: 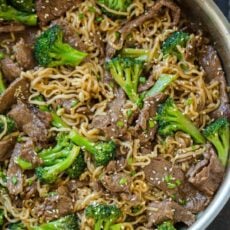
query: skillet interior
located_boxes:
[176,1,230,229]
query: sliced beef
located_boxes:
[133,93,166,144]
[24,183,38,199]
[101,172,131,193]
[146,200,195,227]
[6,140,35,195]
[36,0,76,25]
[183,186,209,213]
[138,74,155,93]
[0,135,17,161]
[34,186,74,221]
[186,146,224,196]
[106,0,181,58]
[8,103,51,143]
[0,78,30,113]
[121,0,180,36]
[0,22,25,33]
[198,45,230,119]
[144,156,210,213]
[17,138,42,167]
[104,157,126,174]
[14,38,35,70]
[16,27,38,46]
[53,98,77,113]
[0,58,21,82]
[144,157,184,195]
[91,87,127,139]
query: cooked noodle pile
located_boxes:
[0,0,225,229]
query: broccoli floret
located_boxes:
[0,71,6,94]
[8,222,26,230]
[38,132,70,163]
[162,31,190,60]
[107,57,144,104]
[35,95,116,167]
[69,130,116,166]
[203,118,229,166]
[0,0,37,25]
[8,0,35,13]
[120,48,150,61]
[36,140,81,183]
[85,203,121,230]
[34,25,88,67]
[156,98,205,144]
[98,0,131,14]
[0,209,4,226]
[157,221,176,230]
[67,150,86,179]
[146,74,177,97]
[31,214,80,230]
[0,115,16,134]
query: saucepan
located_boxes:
[176,0,230,229]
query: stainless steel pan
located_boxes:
[176,0,230,229]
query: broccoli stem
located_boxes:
[30,214,80,230]
[121,48,150,61]
[36,95,69,129]
[166,109,205,144]
[0,10,37,26]
[0,72,6,94]
[15,157,33,170]
[146,74,177,97]
[110,224,124,230]
[50,111,70,128]
[95,220,104,230]
[0,209,4,226]
[36,146,80,183]
[69,130,97,154]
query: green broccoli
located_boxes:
[0,0,37,25]
[30,214,80,230]
[36,133,81,183]
[67,150,86,179]
[162,31,190,60]
[69,130,116,166]
[120,48,150,61]
[85,203,121,230]
[0,71,6,94]
[0,115,16,134]
[8,222,26,230]
[157,221,176,230]
[34,25,88,67]
[0,209,4,226]
[0,52,4,60]
[15,157,33,170]
[146,74,177,97]
[203,117,229,166]
[34,94,69,129]
[156,98,205,144]
[109,223,125,230]
[35,95,116,167]
[107,57,144,104]
[8,0,35,13]
[98,0,131,14]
